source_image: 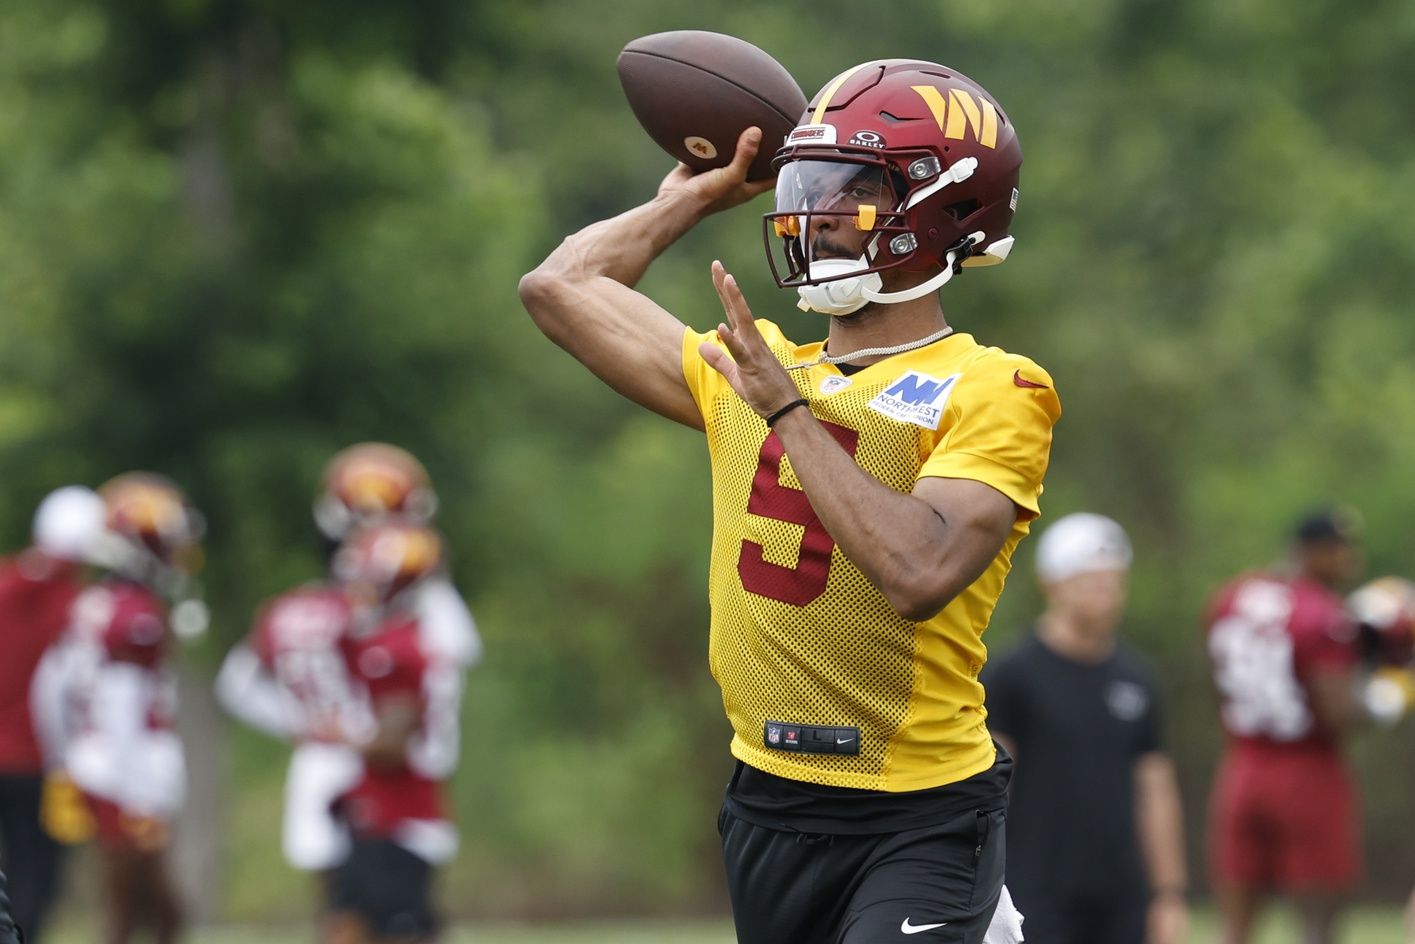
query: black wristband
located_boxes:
[765,398,809,427]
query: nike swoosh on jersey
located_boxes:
[1012,369,1048,389]
[836,736,855,745]
[901,918,948,934]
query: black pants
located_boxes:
[331,838,438,938]
[720,806,1005,944]
[0,775,62,943]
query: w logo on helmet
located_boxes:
[910,86,998,149]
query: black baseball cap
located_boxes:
[1293,505,1363,545]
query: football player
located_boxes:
[521,59,1057,944]
[314,443,481,670]
[1204,508,1397,944]
[0,486,104,944]
[214,582,367,881]
[217,442,476,923]
[1346,575,1415,718]
[34,473,203,944]
[323,522,462,944]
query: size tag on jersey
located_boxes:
[764,721,861,755]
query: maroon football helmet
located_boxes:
[765,60,1022,315]
[314,442,437,541]
[334,520,444,612]
[1350,577,1415,667]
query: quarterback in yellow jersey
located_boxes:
[521,59,1056,944]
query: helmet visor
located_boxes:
[765,160,904,288]
[774,160,895,219]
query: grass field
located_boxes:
[48,906,1412,943]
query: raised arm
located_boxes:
[517,128,773,429]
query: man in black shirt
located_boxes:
[983,513,1188,944]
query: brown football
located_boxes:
[617,31,807,182]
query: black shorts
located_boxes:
[330,838,438,938]
[719,805,1006,944]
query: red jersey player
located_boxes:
[326,522,462,944]
[313,443,482,670]
[1204,508,1398,944]
[0,486,104,943]
[218,443,477,939]
[215,584,370,879]
[34,473,203,944]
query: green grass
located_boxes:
[47,906,1411,943]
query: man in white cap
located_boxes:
[982,512,1188,944]
[0,486,105,943]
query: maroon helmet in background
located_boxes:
[314,443,437,542]
[1349,576,1415,668]
[333,520,444,617]
[765,59,1022,316]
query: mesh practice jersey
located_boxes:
[683,322,1059,791]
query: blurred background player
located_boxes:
[1204,507,1409,944]
[1344,576,1415,944]
[214,571,366,899]
[216,443,478,911]
[983,513,1188,944]
[0,486,105,944]
[324,521,464,944]
[32,473,204,944]
[312,443,481,670]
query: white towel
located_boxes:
[983,884,1025,944]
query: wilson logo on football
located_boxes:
[848,130,886,149]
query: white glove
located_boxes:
[1362,673,1410,727]
[983,884,1025,944]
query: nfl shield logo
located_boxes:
[767,725,781,745]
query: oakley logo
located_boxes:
[910,85,999,149]
[848,130,886,149]
[900,917,948,935]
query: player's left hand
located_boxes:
[700,260,803,420]
[1145,892,1188,944]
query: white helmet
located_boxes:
[31,486,105,563]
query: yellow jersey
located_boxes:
[682,321,1060,791]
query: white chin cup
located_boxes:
[796,257,882,316]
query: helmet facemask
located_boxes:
[764,147,988,316]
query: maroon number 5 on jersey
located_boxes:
[738,420,859,606]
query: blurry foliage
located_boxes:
[4,0,1415,920]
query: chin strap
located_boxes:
[795,258,882,315]
[796,232,987,315]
